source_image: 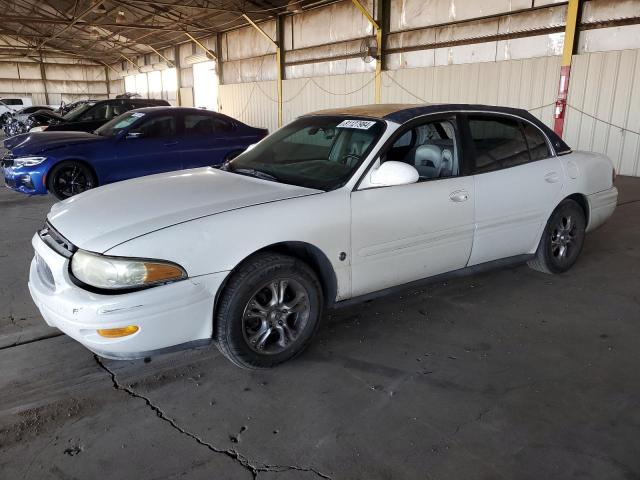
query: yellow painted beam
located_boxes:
[351,0,380,30]
[120,54,140,71]
[351,0,382,103]
[184,32,216,60]
[561,0,580,66]
[147,45,175,68]
[242,14,278,48]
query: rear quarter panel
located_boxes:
[559,150,614,195]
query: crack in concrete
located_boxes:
[453,407,493,435]
[93,354,332,480]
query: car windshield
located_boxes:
[226,115,386,191]
[63,102,96,121]
[94,111,142,137]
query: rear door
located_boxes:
[180,112,247,168]
[350,114,476,297]
[463,113,564,265]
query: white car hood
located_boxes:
[47,167,321,252]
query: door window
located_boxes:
[522,122,551,161]
[184,114,234,136]
[468,116,530,173]
[136,115,176,138]
[384,118,460,180]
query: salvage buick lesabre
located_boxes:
[28,104,618,368]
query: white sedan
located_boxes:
[29,104,618,368]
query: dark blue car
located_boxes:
[2,107,268,199]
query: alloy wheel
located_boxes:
[242,278,311,355]
[53,165,93,198]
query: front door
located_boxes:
[107,113,182,183]
[350,115,475,297]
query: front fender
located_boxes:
[103,190,353,300]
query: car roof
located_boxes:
[125,106,222,115]
[305,103,571,154]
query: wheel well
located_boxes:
[45,159,98,188]
[219,242,339,308]
[565,193,589,225]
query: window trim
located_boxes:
[354,113,470,191]
[460,112,555,176]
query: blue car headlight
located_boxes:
[14,156,47,167]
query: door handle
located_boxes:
[544,172,560,183]
[450,190,470,202]
[163,141,179,146]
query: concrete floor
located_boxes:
[1,173,639,480]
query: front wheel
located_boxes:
[47,161,96,200]
[214,253,323,369]
[528,199,586,274]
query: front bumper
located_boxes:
[3,165,47,195]
[586,186,618,232]
[28,233,229,359]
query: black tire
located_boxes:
[47,161,97,200]
[214,252,323,369]
[528,199,586,274]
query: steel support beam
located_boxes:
[147,45,174,68]
[351,0,382,103]
[242,14,283,128]
[554,0,582,137]
[38,53,50,105]
[183,32,216,60]
[174,45,182,106]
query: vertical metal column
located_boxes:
[351,0,383,103]
[39,54,50,105]
[554,0,581,137]
[242,14,283,127]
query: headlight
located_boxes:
[30,126,47,132]
[71,249,187,290]
[14,156,47,167]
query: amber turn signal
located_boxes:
[144,262,185,284]
[97,325,140,338]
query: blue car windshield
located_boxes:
[226,116,386,191]
[94,112,143,137]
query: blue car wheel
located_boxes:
[47,161,97,200]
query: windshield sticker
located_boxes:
[337,119,376,130]
[131,112,146,118]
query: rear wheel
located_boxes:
[528,199,586,274]
[214,253,323,369]
[47,161,96,200]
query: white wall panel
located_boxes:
[219,81,278,133]
[564,49,640,177]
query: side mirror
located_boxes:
[369,161,419,187]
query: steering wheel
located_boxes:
[339,153,361,166]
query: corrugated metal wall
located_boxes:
[219,81,278,132]
[564,49,640,176]
[0,60,110,105]
[220,49,640,176]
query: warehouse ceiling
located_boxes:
[0,0,330,64]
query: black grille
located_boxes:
[35,252,55,289]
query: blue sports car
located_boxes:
[1,107,268,199]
